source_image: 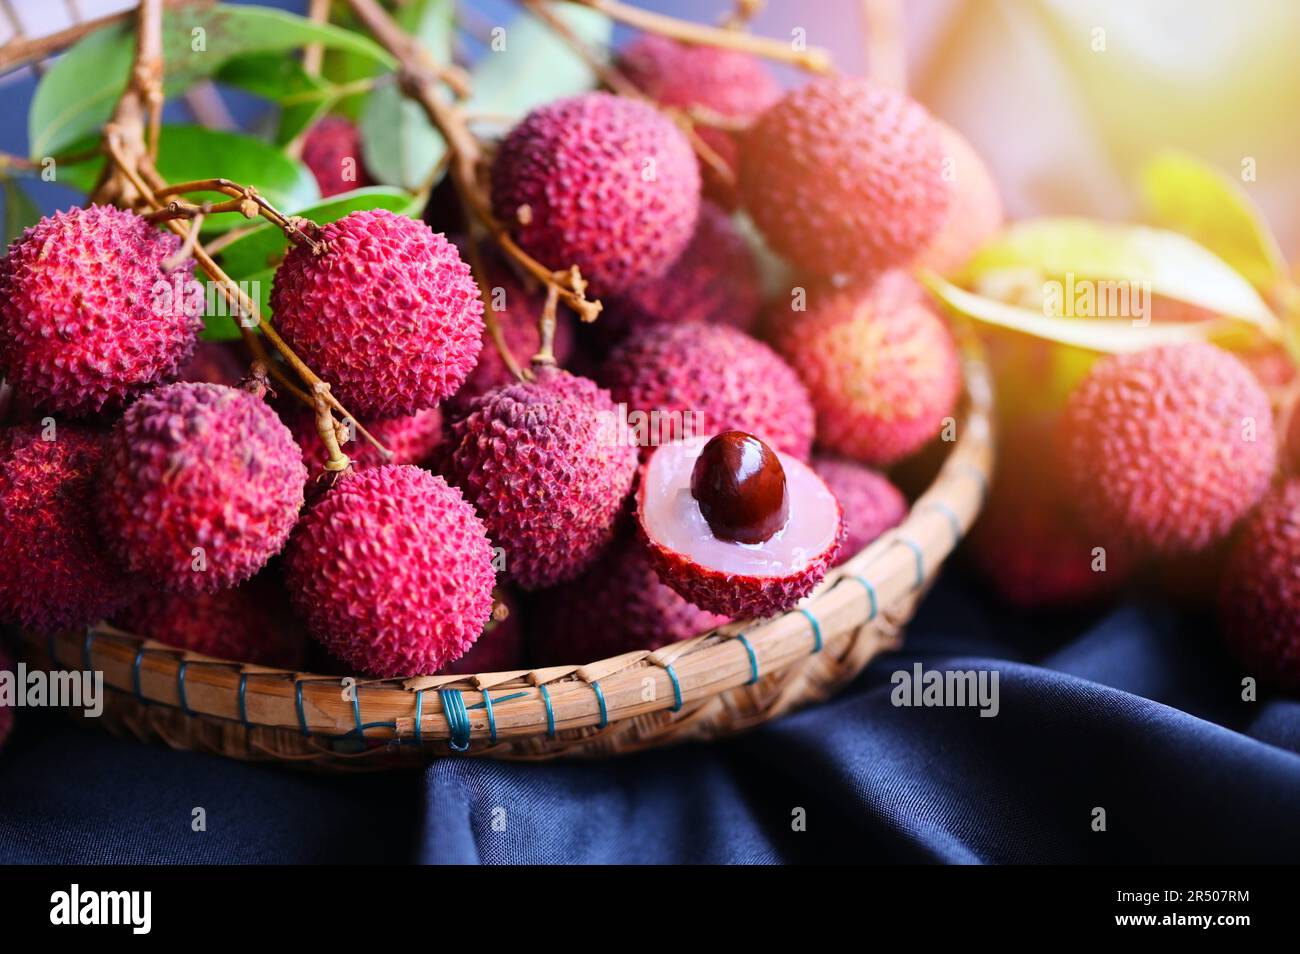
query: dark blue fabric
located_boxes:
[2,571,1298,864]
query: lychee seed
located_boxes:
[691,431,789,545]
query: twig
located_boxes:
[720,0,764,30]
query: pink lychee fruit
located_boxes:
[811,456,907,565]
[301,116,372,197]
[441,589,525,675]
[175,341,247,387]
[913,122,1003,275]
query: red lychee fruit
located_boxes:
[447,366,638,589]
[176,341,246,387]
[301,116,372,197]
[0,205,202,416]
[287,406,444,483]
[617,35,780,208]
[1060,343,1275,555]
[284,465,496,677]
[770,272,961,467]
[811,456,907,565]
[441,589,524,675]
[113,572,306,669]
[738,75,948,278]
[98,382,307,594]
[489,92,700,296]
[0,424,137,633]
[1219,480,1300,691]
[1287,399,1300,476]
[270,209,484,417]
[596,201,763,349]
[599,322,815,460]
[913,122,1003,275]
[638,432,844,618]
[532,534,728,664]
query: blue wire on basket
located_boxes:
[736,633,760,685]
[439,688,471,752]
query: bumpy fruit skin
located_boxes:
[617,35,780,207]
[1060,343,1275,555]
[600,322,815,460]
[114,573,305,668]
[448,366,637,589]
[811,456,906,565]
[913,122,1003,275]
[285,466,496,677]
[739,76,948,278]
[288,406,444,483]
[597,202,762,348]
[270,209,484,416]
[442,590,524,675]
[490,92,700,296]
[98,383,306,594]
[301,116,372,197]
[1219,480,1300,690]
[532,535,728,664]
[0,425,136,633]
[0,205,201,416]
[771,272,960,466]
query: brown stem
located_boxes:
[0,4,136,74]
[312,383,354,474]
[720,0,764,30]
[532,284,560,365]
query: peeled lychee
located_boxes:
[914,122,1003,275]
[811,456,907,565]
[637,432,844,618]
[98,382,307,594]
[600,322,815,460]
[441,589,524,675]
[0,424,136,633]
[270,209,484,417]
[738,75,948,278]
[0,205,202,416]
[285,465,496,677]
[1060,343,1275,555]
[596,201,763,348]
[771,272,961,467]
[617,35,780,207]
[288,406,444,483]
[532,534,727,664]
[490,92,700,296]
[1219,480,1300,690]
[301,116,372,197]
[448,366,638,589]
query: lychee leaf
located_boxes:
[961,218,1279,332]
[1139,151,1287,293]
[2,180,41,248]
[201,268,273,342]
[213,54,336,145]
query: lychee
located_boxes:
[0,205,202,416]
[638,432,844,618]
[616,34,780,207]
[489,92,700,296]
[811,456,907,564]
[287,406,444,483]
[1287,399,1300,476]
[269,209,484,417]
[441,589,524,675]
[913,122,1003,275]
[301,116,372,197]
[1219,480,1300,691]
[0,424,137,633]
[599,322,815,460]
[447,366,638,589]
[284,465,496,677]
[113,572,306,668]
[738,75,948,278]
[98,382,307,594]
[596,201,763,348]
[176,340,247,387]
[532,534,727,664]
[1060,343,1275,555]
[770,272,961,467]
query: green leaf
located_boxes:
[202,268,273,341]
[961,218,1279,331]
[1139,150,1287,292]
[29,3,394,159]
[215,53,335,144]
[2,179,42,246]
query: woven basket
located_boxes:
[13,331,994,770]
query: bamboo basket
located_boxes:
[13,333,994,770]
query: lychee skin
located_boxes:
[490,92,700,296]
[0,205,202,417]
[913,122,1003,275]
[288,406,444,483]
[285,466,496,677]
[771,273,961,467]
[811,456,906,565]
[176,341,246,387]
[270,209,484,417]
[1061,343,1275,555]
[98,382,307,594]
[448,366,638,590]
[739,75,948,278]
[1219,480,1300,691]
[441,590,524,675]
[617,35,780,208]
[532,535,728,665]
[301,116,372,197]
[599,323,815,460]
[0,425,137,633]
